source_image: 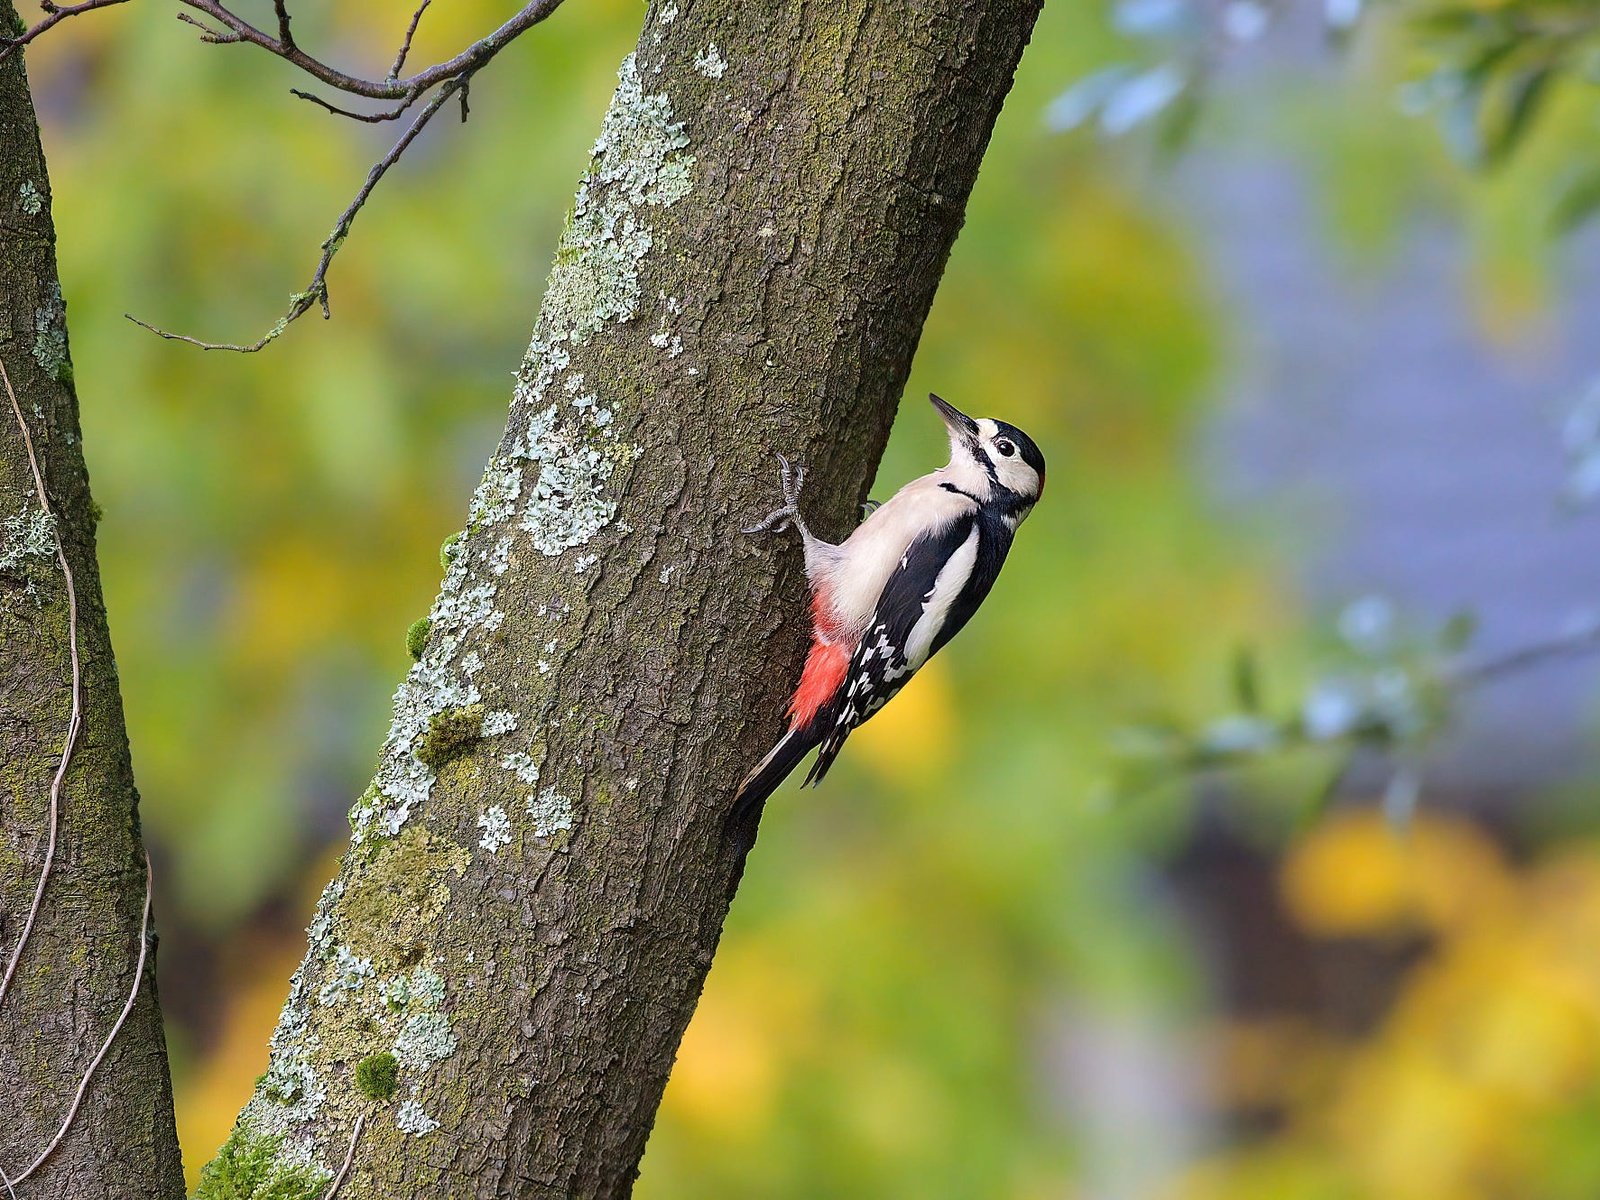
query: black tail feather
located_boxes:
[726,726,817,838]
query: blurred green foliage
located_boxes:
[17,0,1600,1193]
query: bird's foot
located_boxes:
[743,451,809,535]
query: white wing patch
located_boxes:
[905,524,979,670]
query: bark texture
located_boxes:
[209,1,1041,1196]
[0,8,186,1196]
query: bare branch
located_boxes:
[1447,618,1600,688]
[12,0,566,347]
[171,0,566,102]
[0,0,131,60]
[174,9,239,43]
[388,0,432,82]
[290,88,414,123]
[127,73,470,353]
[272,0,293,51]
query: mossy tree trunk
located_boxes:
[205,1,1042,1196]
[0,7,186,1195]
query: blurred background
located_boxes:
[19,0,1600,1194]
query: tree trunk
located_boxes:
[0,8,186,1196]
[204,1,1040,1196]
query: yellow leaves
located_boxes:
[1280,810,1514,937]
[1185,816,1600,1200]
[174,931,307,1187]
[657,943,820,1137]
[850,660,957,786]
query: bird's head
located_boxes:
[930,393,1046,513]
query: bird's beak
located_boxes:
[930,393,981,456]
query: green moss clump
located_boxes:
[415,703,484,770]
[354,1051,399,1101]
[439,532,462,572]
[193,1127,328,1200]
[405,617,431,661]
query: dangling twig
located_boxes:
[126,69,474,352]
[2,855,154,1186]
[0,355,80,1012]
[321,1113,366,1200]
[3,0,571,349]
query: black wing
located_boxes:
[804,512,1007,787]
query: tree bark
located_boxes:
[0,7,186,1196]
[205,1,1040,1196]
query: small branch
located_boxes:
[171,0,566,102]
[272,0,294,51]
[1447,618,1600,688]
[388,0,432,82]
[0,355,81,1013]
[13,0,568,349]
[321,1114,366,1200]
[0,0,131,60]
[174,9,240,44]
[290,88,413,123]
[127,72,471,352]
[2,856,153,1187]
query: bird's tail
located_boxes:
[726,725,816,837]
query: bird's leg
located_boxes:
[744,452,813,540]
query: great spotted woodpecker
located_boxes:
[733,393,1046,822]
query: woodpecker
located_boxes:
[733,393,1046,823]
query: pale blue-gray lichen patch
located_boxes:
[527,788,575,840]
[32,283,67,379]
[0,506,55,576]
[395,1097,440,1137]
[694,43,728,79]
[477,804,512,853]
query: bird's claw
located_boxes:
[744,451,808,535]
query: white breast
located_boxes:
[815,473,975,641]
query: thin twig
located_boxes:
[3,856,153,1186]
[388,0,432,82]
[272,0,293,51]
[0,355,81,1013]
[172,0,565,101]
[10,0,565,103]
[321,1114,365,1200]
[126,70,472,352]
[0,0,131,59]
[174,9,239,43]
[1447,619,1600,687]
[290,88,414,123]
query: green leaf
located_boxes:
[1549,165,1600,234]
[1439,609,1478,653]
[1483,66,1554,166]
[1231,644,1262,713]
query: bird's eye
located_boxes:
[995,439,1015,457]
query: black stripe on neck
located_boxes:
[940,482,983,503]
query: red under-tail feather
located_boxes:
[788,637,850,728]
